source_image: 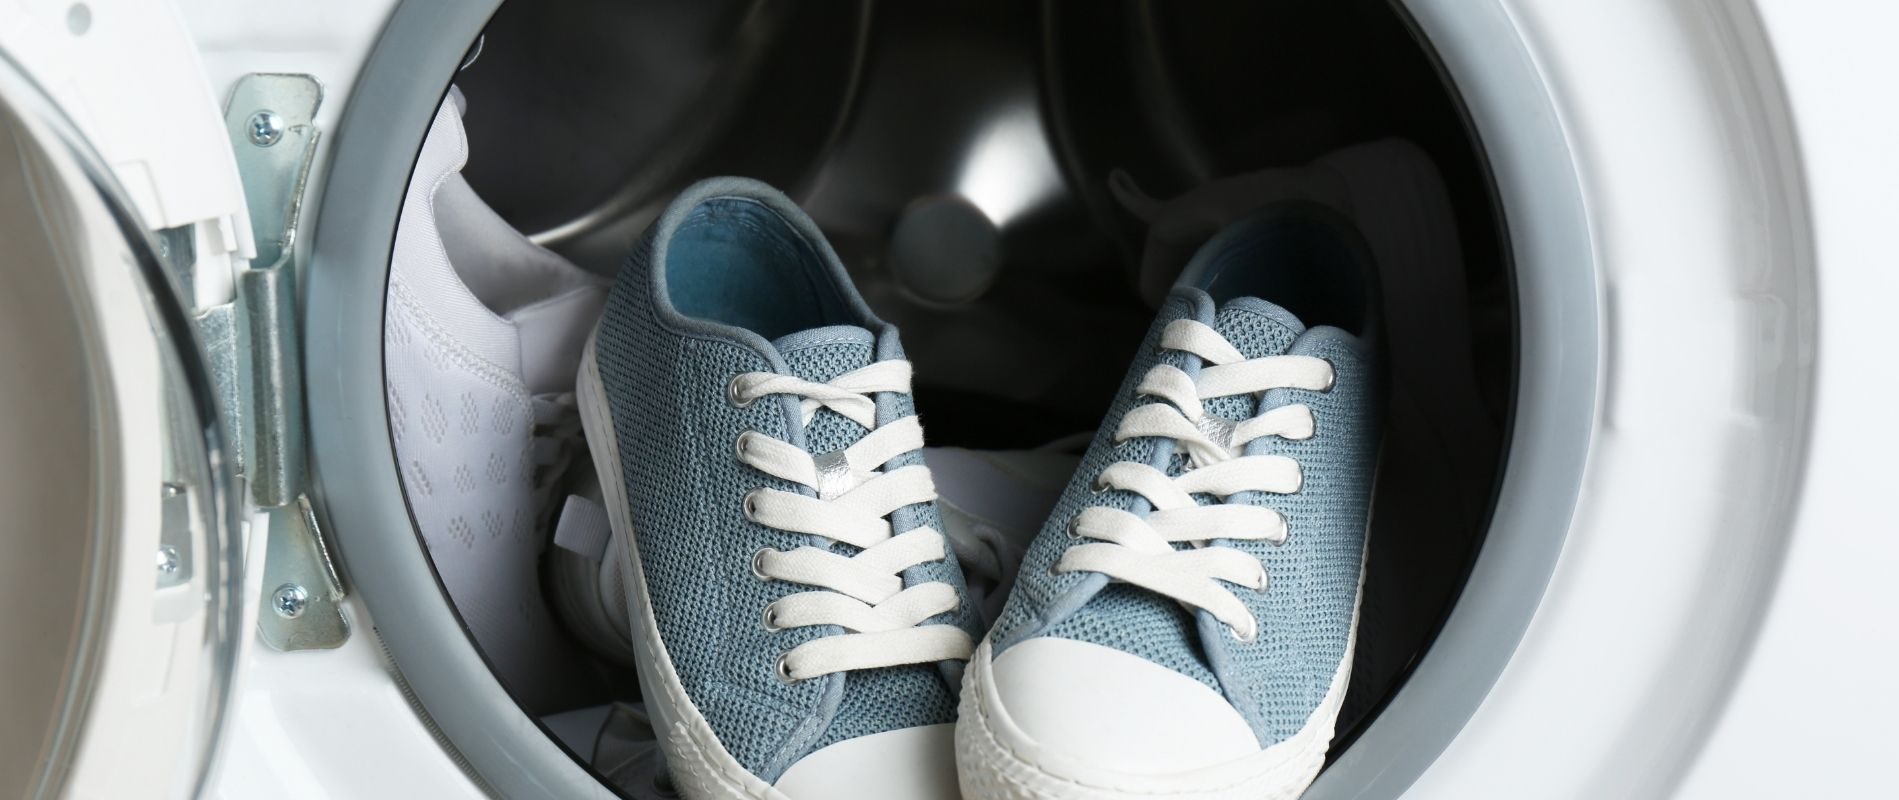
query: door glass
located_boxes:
[0,56,243,799]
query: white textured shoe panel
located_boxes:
[387,267,576,705]
[771,723,959,800]
[991,638,1259,774]
[385,94,606,709]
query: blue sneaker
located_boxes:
[578,177,979,799]
[955,207,1381,799]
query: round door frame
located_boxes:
[305,2,616,797]
[1340,1,1813,797]
[304,0,1812,797]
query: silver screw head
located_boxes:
[247,111,285,147]
[272,583,310,619]
[155,544,180,575]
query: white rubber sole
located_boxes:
[955,585,1362,800]
[577,333,791,800]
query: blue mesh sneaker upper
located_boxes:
[589,177,979,782]
[987,207,1382,749]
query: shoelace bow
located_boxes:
[1055,319,1335,641]
[729,360,974,680]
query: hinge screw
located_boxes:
[248,111,285,147]
[272,583,310,619]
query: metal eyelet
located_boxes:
[742,490,762,522]
[734,432,753,461]
[1319,366,1337,393]
[1089,475,1109,494]
[774,654,797,682]
[761,603,782,632]
[1066,517,1083,538]
[750,548,772,580]
[1231,625,1259,643]
[727,375,754,408]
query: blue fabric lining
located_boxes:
[664,197,852,340]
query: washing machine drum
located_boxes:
[305,1,1577,797]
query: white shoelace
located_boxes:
[729,360,975,681]
[1055,319,1336,641]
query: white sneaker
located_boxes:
[384,90,609,706]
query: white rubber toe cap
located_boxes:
[990,637,1260,774]
[772,723,959,800]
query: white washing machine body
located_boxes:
[0,1,1890,798]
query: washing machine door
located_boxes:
[0,47,247,800]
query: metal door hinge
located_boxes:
[226,73,320,509]
[255,496,349,650]
[221,73,348,650]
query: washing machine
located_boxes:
[3,0,1894,797]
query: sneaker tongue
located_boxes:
[1198,297,1306,425]
[1212,296,1305,359]
[771,324,877,380]
[770,325,881,454]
